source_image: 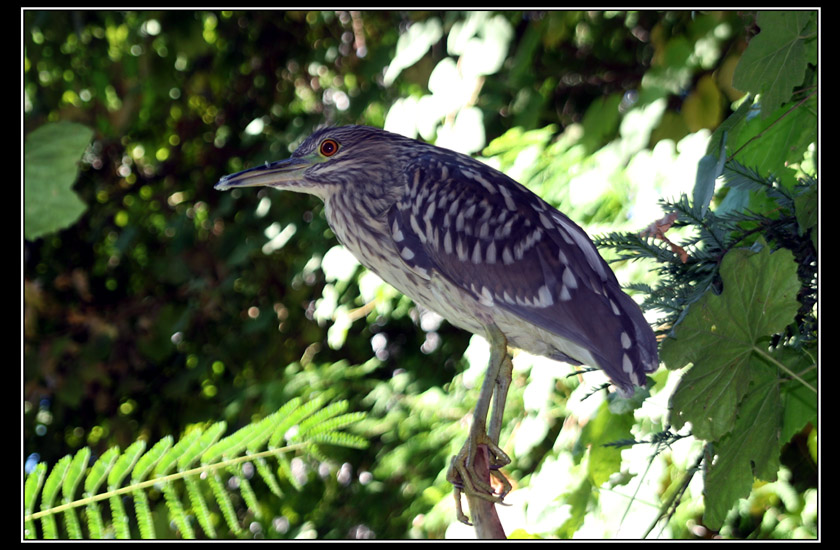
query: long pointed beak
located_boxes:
[215,157,311,191]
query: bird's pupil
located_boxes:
[321,140,337,156]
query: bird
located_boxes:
[215,125,659,524]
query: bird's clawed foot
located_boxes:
[446,430,512,525]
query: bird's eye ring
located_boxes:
[319,139,339,157]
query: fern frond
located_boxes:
[24,462,47,538]
[184,473,216,538]
[40,454,71,539]
[160,480,195,539]
[252,454,285,497]
[208,470,242,535]
[23,396,369,539]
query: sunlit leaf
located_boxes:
[24,122,93,240]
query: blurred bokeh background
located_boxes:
[23,10,816,539]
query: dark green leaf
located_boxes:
[662,244,800,440]
[733,11,816,116]
[24,122,93,240]
[702,367,781,529]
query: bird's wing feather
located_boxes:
[388,153,657,391]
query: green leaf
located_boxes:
[133,490,156,539]
[84,446,120,494]
[108,440,147,488]
[727,97,817,182]
[794,184,818,250]
[154,429,202,476]
[61,447,91,539]
[25,463,47,539]
[63,447,91,502]
[181,421,226,469]
[662,244,800,441]
[702,367,781,529]
[270,395,324,448]
[40,455,72,539]
[184,475,216,538]
[693,131,727,216]
[208,471,242,535]
[779,345,818,445]
[160,483,196,539]
[581,400,635,487]
[41,455,72,510]
[556,478,594,538]
[109,493,131,539]
[579,93,622,153]
[85,502,106,539]
[24,122,93,240]
[733,11,816,116]
[132,436,173,482]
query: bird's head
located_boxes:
[215,126,419,207]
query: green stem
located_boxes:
[24,442,308,522]
[753,346,817,394]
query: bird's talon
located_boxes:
[447,436,511,525]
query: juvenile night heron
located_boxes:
[216,125,659,523]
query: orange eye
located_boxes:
[319,139,339,157]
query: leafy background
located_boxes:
[23,10,818,539]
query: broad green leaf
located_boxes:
[556,478,594,538]
[24,122,93,240]
[727,97,817,183]
[579,93,622,153]
[733,11,816,116]
[702,367,781,529]
[778,345,818,445]
[682,73,725,131]
[662,245,800,440]
[581,400,635,487]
